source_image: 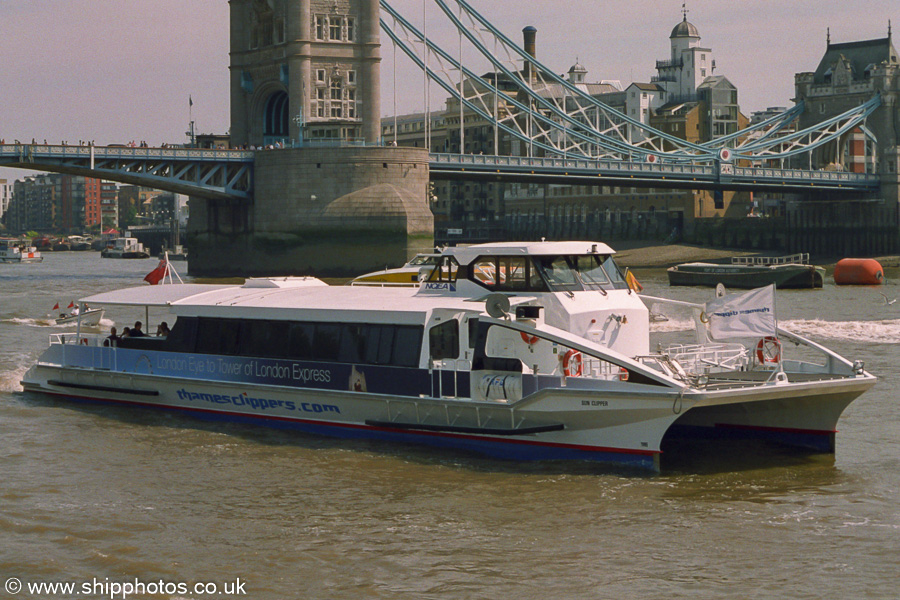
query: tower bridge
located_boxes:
[3,0,897,274]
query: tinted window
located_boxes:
[241,320,277,358]
[287,322,314,359]
[429,320,459,360]
[166,317,198,353]
[393,326,423,367]
[339,324,366,363]
[196,317,241,355]
[314,323,342,361]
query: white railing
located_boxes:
[663,343,750,375]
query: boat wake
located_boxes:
[780,318,900,345]
[652,316,900,344]
[2,317,58,327]
[0,363,29,392]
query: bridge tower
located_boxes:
[229,0,381,146]
[187,0,432,277]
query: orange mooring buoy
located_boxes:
[833,258,884,285]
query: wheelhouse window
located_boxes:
[533,254,628,292]
[408,254,440,266]
[426,256,459,283]
[468,255,549,292]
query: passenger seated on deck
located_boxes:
[130,321,146,337]
[156,321,170,337]
[120,327,131,339]
[104,327,119,347]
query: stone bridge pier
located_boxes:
[187,146,433,277]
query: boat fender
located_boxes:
[563,350,583,377]
[756,336,781,364]
[520,332,539,345]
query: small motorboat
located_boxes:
[101,236,150,259]
[55,308,105,327]
[0,239,43,263]
[350,253,441,287]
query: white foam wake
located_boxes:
[780,318,900,344]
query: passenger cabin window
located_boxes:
[156,317,423,368]
[429,320,459,360]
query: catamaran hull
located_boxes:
[22,352,874,472]
[669,378,874,451]
[21,361,701,472]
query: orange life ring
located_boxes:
[618,367,629,381]
[520,331,539,345]
[563,350,583,377]
[756,336,781,363]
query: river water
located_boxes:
[1,252,898,599]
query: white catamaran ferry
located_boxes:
[22,242,875,472]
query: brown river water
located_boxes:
[0,252,898,599]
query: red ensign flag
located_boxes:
[144,258,168,285]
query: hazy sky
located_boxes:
[1,0,896,180]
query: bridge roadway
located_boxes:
[428,153,881,193]
[0,144,880,200]
[0,144,254,201]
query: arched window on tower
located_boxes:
[264,91,289,145]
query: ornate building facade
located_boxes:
[229,0,381,146]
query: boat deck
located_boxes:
[704,371,852,390]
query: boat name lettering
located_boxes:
[424,282,456,292]
[176,388,340,414]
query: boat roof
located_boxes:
[80,279,523,324]
[444,241,615,265]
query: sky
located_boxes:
[1,0,897,181]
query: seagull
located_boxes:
[880,293,897,305]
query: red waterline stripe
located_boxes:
[38,389,659,457]
[715,422,836,436]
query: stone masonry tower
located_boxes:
[230,0,381,145]
[187,0,432,277]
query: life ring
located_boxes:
[520,331,539,345]
[756,336,781,363]
[618,367,629,381]
[563,350,583,377]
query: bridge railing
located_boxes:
[0,143,255,162]
[430,153,880,188]
[732,165,880,186]
[431,152,715,177]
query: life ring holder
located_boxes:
[756,336,781,364]
[563,350,583,377]
[520,331,539,345]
